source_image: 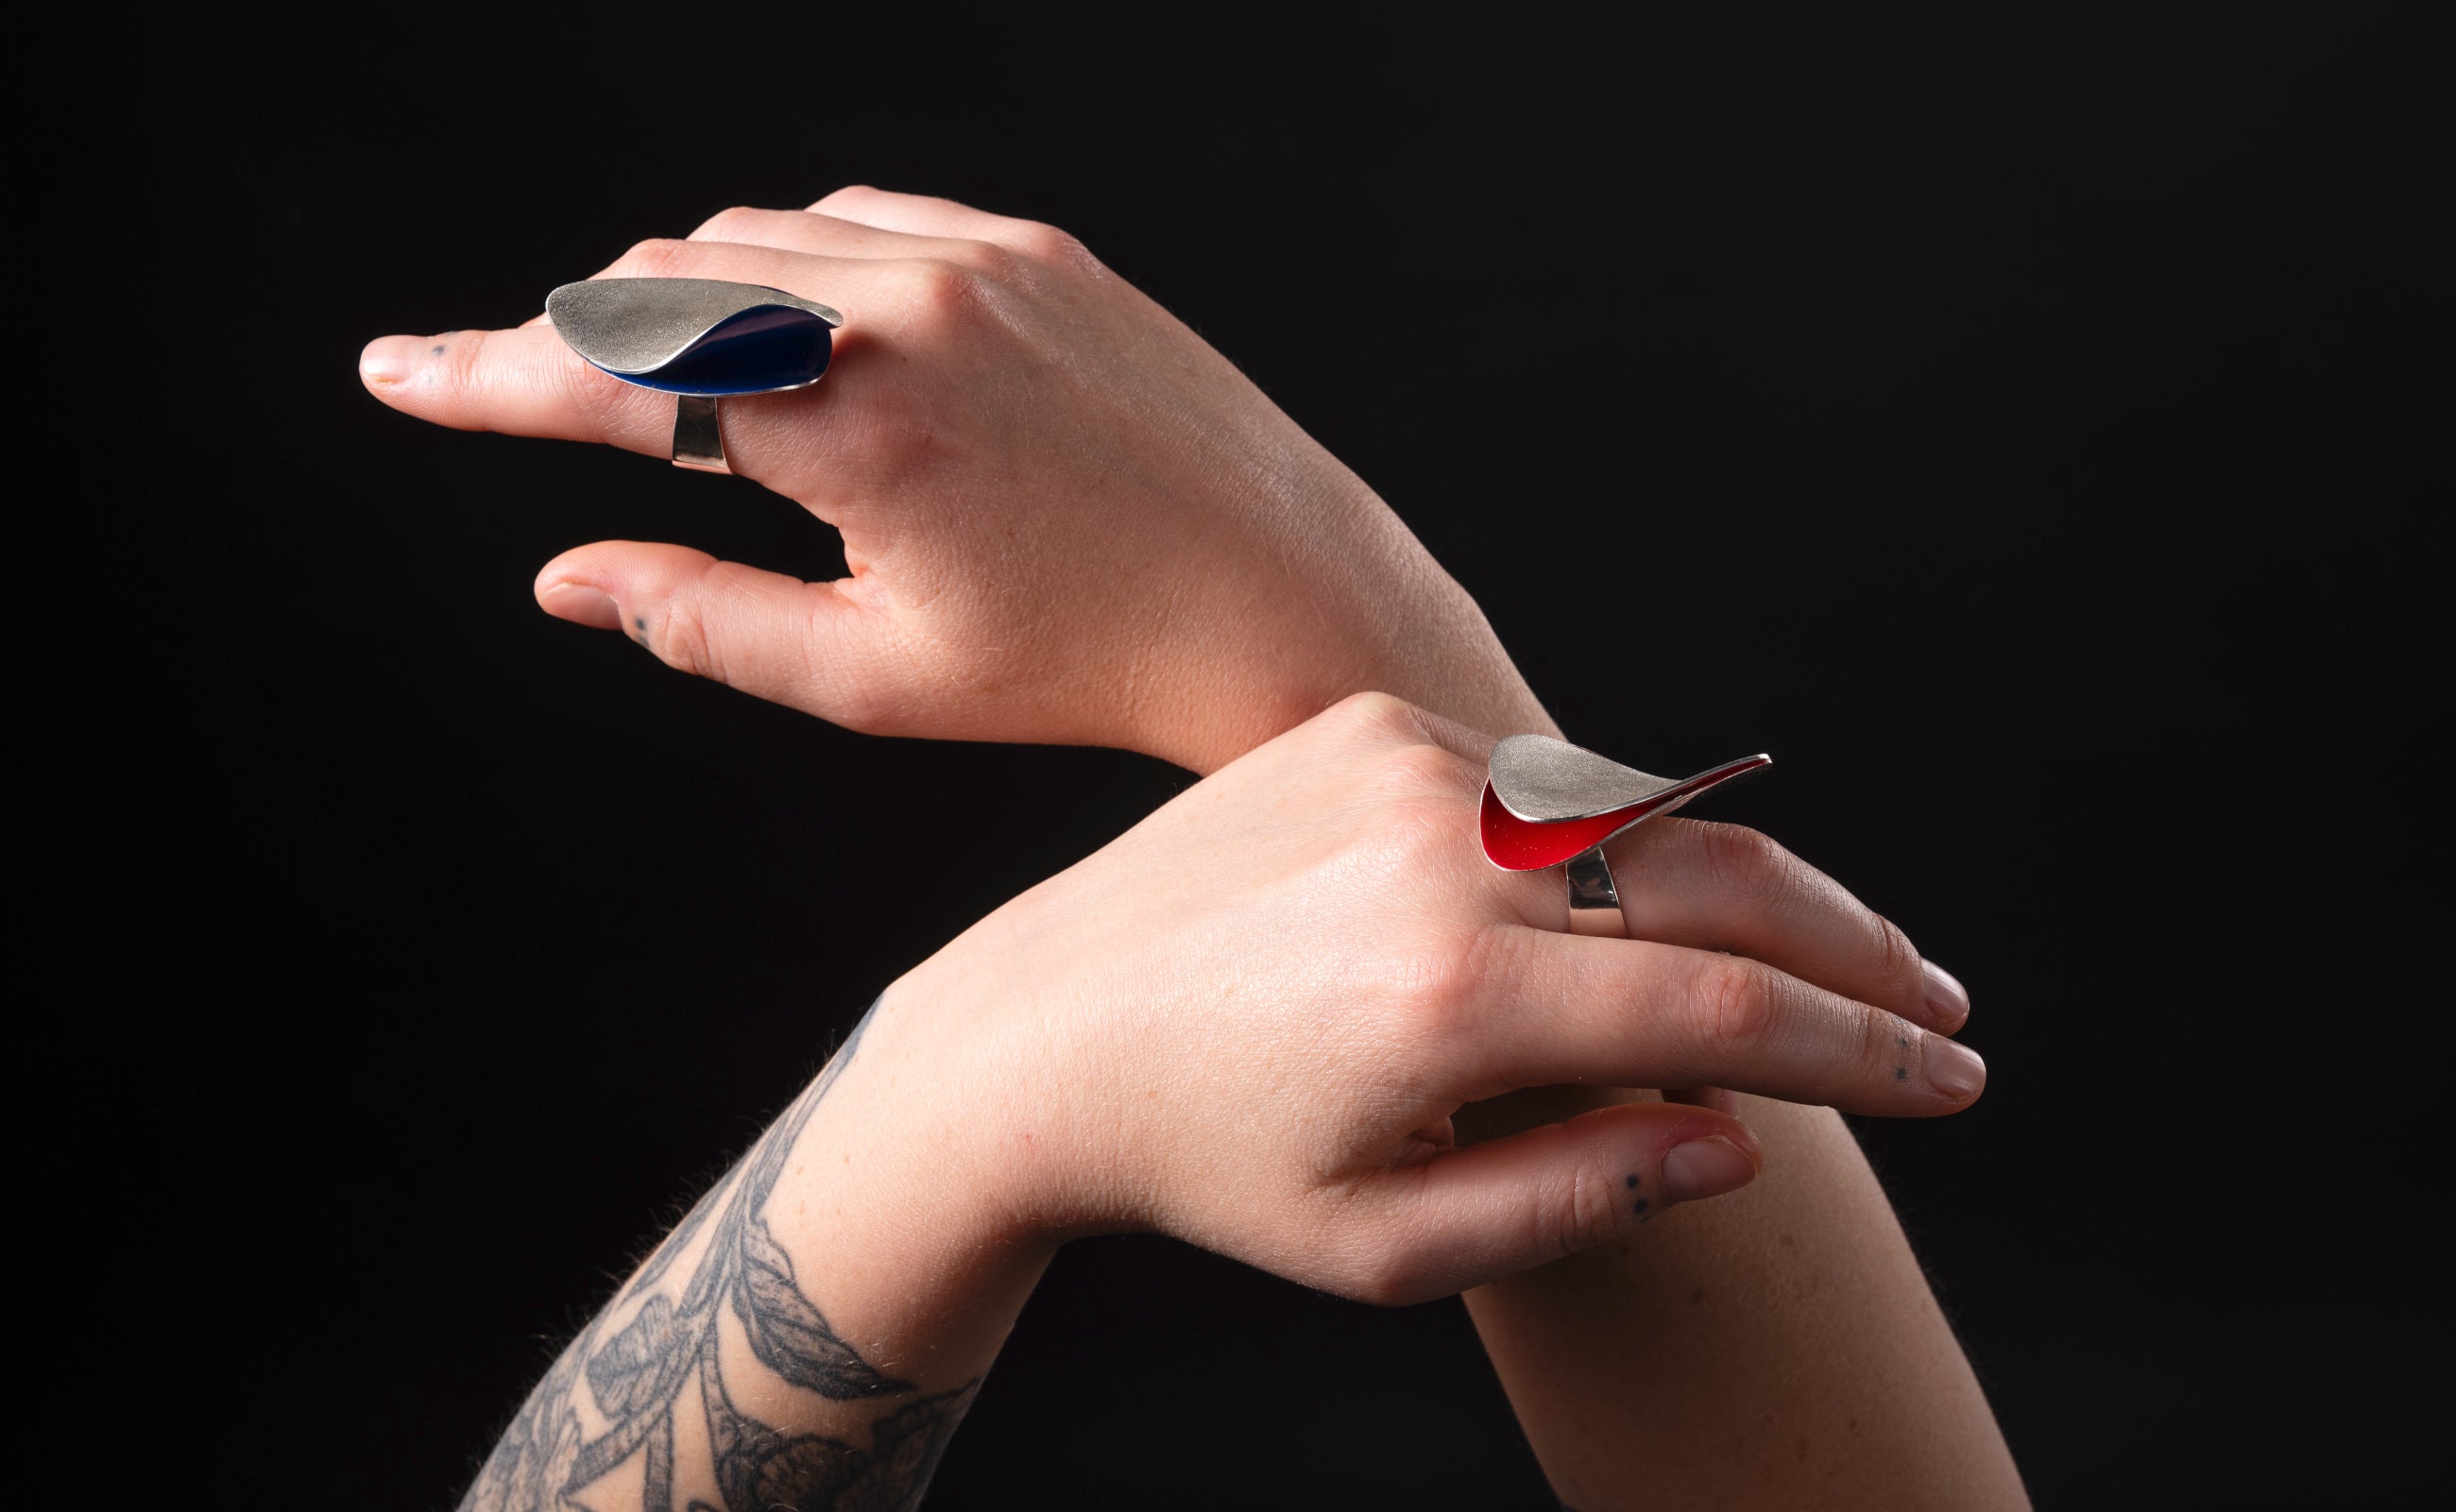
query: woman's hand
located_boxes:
[452,694,1989,1511]
[832,694,1984,1305]
[361,187,1548,773]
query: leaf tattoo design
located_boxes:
[460,1003,981,1512]
[736,1218,912,1399]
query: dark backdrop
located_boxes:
[170,8,2441,1507]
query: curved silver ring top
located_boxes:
[1478,734,1772,935]
[545,278,845,474]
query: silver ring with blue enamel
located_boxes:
[544,279,844,474]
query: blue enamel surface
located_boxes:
[596,305,834,396]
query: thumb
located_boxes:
[536,542,903,731]
[1372,1102,1763,1302]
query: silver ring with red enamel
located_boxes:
[1479,737,1771,937]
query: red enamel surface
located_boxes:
[1480,785,1659,869]
[1478,755,1774,871]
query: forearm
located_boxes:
[462,1004,1049,1512]
[1458,1091,2027,1510]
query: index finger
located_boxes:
[356,243,927,468]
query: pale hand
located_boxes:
[361,188,1546,773]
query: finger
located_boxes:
[1606,818,1971,1033]
[1478,932,1987,1116]
[360,245,933,469]
[1356,1102,1762,1302]
[688,205,978,261]
[361,324,671,450]
[536,543,905,729]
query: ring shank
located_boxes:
[1563,845,1627,938]
[673,395,730,473]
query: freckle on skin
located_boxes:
[1630,1199,1648,1215]
[1625,1174,1640,1189]
[1689,1286,1706,1305]
[1895,1066,1908,1080]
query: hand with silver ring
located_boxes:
[449,693,1996,1511]
[358,187,1548,774]
[846,694,1984,1307]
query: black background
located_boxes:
[165,7,2441,1507]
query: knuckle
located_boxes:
[612,237,695,280]
[949,237,1024,280]
[1697,956,1780,1054]
[1322,690,1422,742]
[1374,740,1473,800]
[1364,792,1469,887]
[691,205,763,241]
[810,184,878,214]
[894,258,985,332]
[1697,822,1793,903]
[1867,911,1923,999]
[1002,217,1097,269]
[1381,929,1484,1045]
[650,598,723,684]
[1550,1161,1622,1261]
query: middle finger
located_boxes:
[1602,817,1965,1033]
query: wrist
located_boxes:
[757,987,1059,1386]
[1139,547,1557,773]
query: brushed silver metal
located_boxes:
[1563,846,1627,937]
[1490,734,1681,822]
[1490,736,1768,824]
[672,395,728,473]
[545,279,843,377]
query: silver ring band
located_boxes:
[673,395,730,473]
[1563,844,1628,938]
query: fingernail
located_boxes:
[1921,1033,1987,1100]
[1660,1136,1757,1202]
[1920,960,1971,1028]
[540,582,623,631]
[359,335,426,384]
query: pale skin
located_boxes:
[367,188,2028,1509]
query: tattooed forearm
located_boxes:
[462,1004,979,1512]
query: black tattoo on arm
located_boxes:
[462,1003,980,1512]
